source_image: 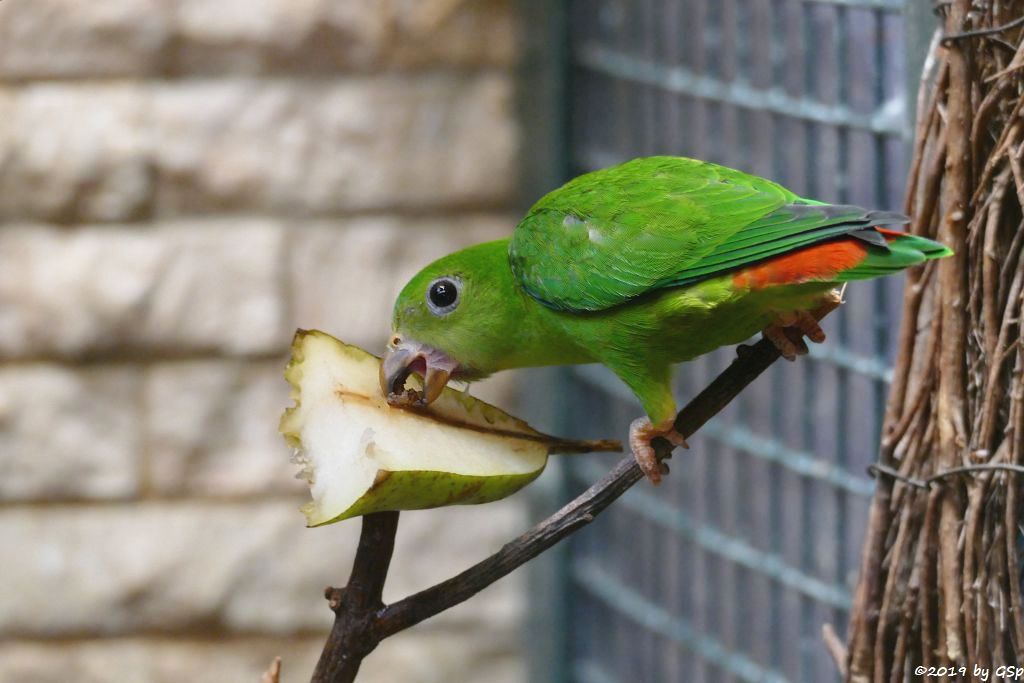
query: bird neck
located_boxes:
[485,240,594,370]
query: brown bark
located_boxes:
[845,3,1024,680]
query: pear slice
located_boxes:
[280,330,619,526]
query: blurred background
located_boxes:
[0,1,933,682]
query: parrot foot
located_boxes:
[629,417,688,485]
[763,310,827,361]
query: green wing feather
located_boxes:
[834,233,953,281]
[659,203,908,287]
[509,156,908,312]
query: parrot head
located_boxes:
[381,240,519,407]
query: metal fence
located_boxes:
[545,1,925,681]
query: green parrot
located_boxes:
[380,156,951,482]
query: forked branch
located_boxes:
[311,295,842,683]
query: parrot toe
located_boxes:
[763,303,835,360]
[793,310,827,343]
[629,417,687,484]
[762,289,843,360]
[762,323,808,361]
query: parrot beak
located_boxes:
[380,338,460,407]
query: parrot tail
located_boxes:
[832,229,953,282]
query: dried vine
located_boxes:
[845,2,1024,680]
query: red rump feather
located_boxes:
[874,228,905,239]
[731,237,879,290]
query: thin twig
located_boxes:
[823,623,849,678]
[870,462,1024,489]
[261,657,282,683]
[311,511,400,683]
[942,15,1024,44]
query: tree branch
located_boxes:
[311,295,840,682]
[312,511,400,683]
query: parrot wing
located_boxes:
[509,156,907,312]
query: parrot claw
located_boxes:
[762,309,828,361]
[629,417,688,485]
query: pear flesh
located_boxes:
[280,330,610,527]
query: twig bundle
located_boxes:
[845,2,1024,680]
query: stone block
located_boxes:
[0,0,519,80]
[0,222,286,358]
[0,365,141,501]
[0,77,517,222]
[172,0,519,74]
[375,0,521,71]
[145,360,301,496]
[0,502,340,637]
[151,75,518,216]
[169,0,387,74]
[358,626,525,683]
[0,630,524,683]
[0,0,169,79]
[0,498,526,636]
[0,638,322,683]
[0,85,152,223]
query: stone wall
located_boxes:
[0,1,529,681]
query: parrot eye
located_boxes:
[426,277,461,315]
